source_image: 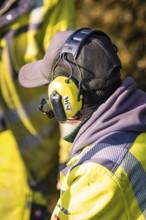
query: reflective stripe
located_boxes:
[18,133,43,153]
[0,0,34,28]
[61,166,70,176]
[71,131,138,171]
[73,132,137,173]
[57,204,70,215]
[18,123,58,153]
[70,132,146,217]
[121,153,146,216]
[72,143,117,171]
[2,24,42,78]
[5,94,46,123]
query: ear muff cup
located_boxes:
[48,76,83,121]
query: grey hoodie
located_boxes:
[71,77,146,156]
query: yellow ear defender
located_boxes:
[39,28,106,121]
[48,76,83,122]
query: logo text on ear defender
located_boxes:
[63,96,72,112]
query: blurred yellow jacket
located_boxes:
[0,129,32,220]
[0,0,78,184]
[0,0,79,219]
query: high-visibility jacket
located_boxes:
[0,0,78,185]
[52,132,146,220]
[0,129,32,220]
[0,0,79,219]
[51,77,146,220]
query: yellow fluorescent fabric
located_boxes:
[52,163,130,220]
[0,0,79,184]
[0,0,80,218]
[129,132,146,172]
[51,133,146,220]
[0,130,32,220]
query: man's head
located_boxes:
[19,28,122,122]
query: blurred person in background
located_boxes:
[0,0,79,219]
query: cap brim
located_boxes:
[19,30,73,88]
[19,60,49,88]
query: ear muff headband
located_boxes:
[60,27,111,59]
[48,76,83,122]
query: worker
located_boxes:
[0,0,79,219]
[19,27,146,220]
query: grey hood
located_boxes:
[71,77,146,156]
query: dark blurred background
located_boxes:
[76,0,146,91]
